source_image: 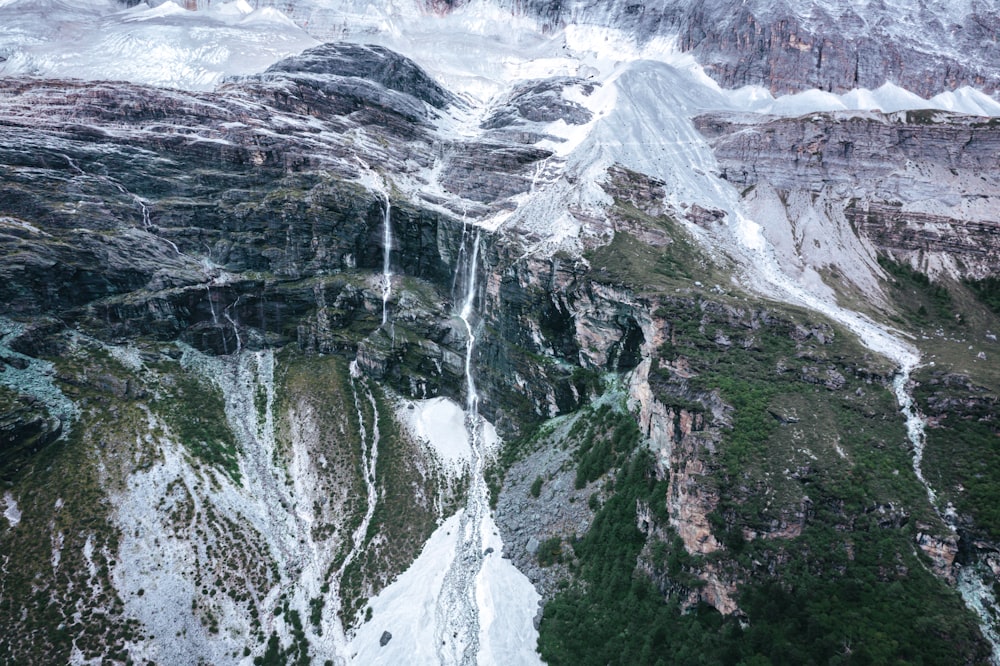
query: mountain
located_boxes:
[0,1,998,664]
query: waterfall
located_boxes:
[892,366,936,507]
[460,231,481,415]
[958,568,1000,664]
[381,195,392,327]
[223,297,242,355]
[434,230,488,665]
[895,363,1000,660]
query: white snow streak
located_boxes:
[3,492,20,528]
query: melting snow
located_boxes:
[0,0,317,89]
[399,397,473,472]
[3,492,20,528]
[349,511,542,665]
[4,0,999,659]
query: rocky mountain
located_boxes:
[1,1,999,665]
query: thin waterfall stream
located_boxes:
[381,194,392,327]
[434,230,489,665]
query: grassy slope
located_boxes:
[533,201,991,664]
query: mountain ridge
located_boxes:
[0,5,998,664]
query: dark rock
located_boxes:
[379,630,392,647]
[482,77,594,129]
[439,142,553,203]
[490,0,1000,97]
[0,356,28,371]
[265,43,457,110]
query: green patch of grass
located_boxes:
[537,537,563,567]
[584,200,722,293]
[160,372,241,483]
[916,371,1000,539]
[965,276,1000,316]
[878,255,954,324]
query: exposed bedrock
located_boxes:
[117,0,1000,97]
[696,111,1000,280]
[482,0,1000,97]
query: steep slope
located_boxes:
[0,3,999,665]
[100,0,1000,97]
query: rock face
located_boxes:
[696,111,1000,281]
[263,42,457,110]
[120,0,1000,97]
[493,0,1000,96]
[1,26,998,665]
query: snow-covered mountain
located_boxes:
[0,1,999,665]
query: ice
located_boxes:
[349,504,540,665]
[931,87,1000,116]
[349,513,462,664]
[475,517,544,666]
[3,492,20,528]
[4,1,999,659]
[239,6,302,28]
[868,82,932,111]
[0,0,317,89]
[122,1,186,21]
[399,397,472,472]
[768,88,849,114]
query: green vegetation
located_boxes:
[586,231,688,290]
[573,404,642,488]
[296,353,439,628]
[878,255,954,324]
[537,536,564,567]
[0,347,151,662]
[536,294,989,664]
[916,372,1000,539]
[965,276,1000,315]
[160,372,241,483]
[530,475,544,498]
[584,195,722,293]
[539,451,720,666]
[875,258,1000,541]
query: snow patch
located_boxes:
[475,514,544,666]
[0,0,317,89]
[399,397,472,473]
[3,492,20,528]
[349,511,541,665]
[121,1,186,21]
[239,7,301,29]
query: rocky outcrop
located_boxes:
[439,142,553,203]
[123,0,1000,97]
[916,524,960,582]
[482,77,594,130]
[847,203,1000,279]
[697,110,1000,280]
[0,391,62,481]
[494,423,600,601]
[484,0,1000,97]
[263,42,457,111]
